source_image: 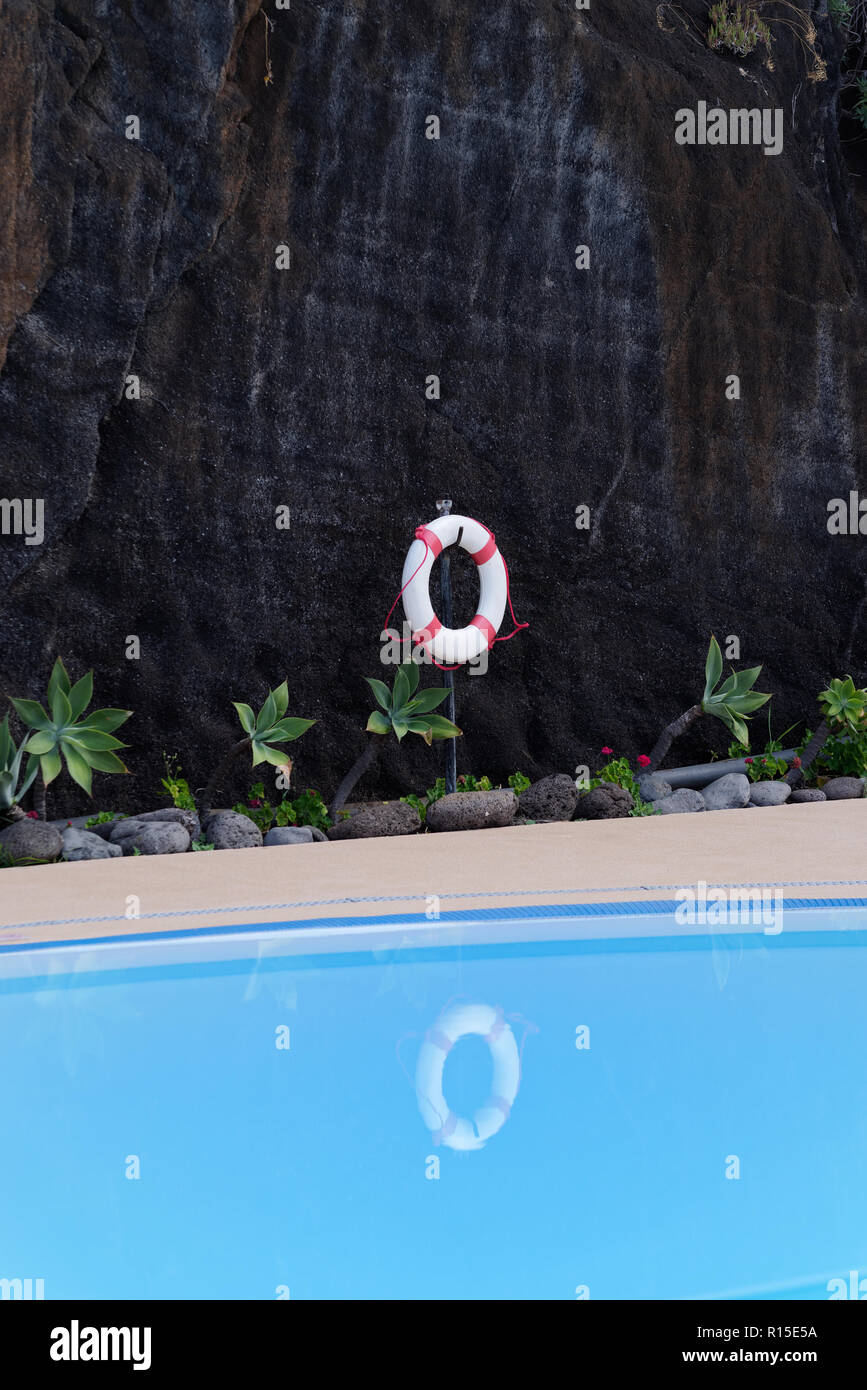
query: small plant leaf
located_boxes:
[10,698,51,731]
[404,688,450,714]
[233,702,256,735]
[364,677,392,712]
[704,636,723,699]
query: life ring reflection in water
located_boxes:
[415,1003,521,1152]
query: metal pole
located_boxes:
[435,497,457,794]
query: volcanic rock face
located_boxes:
[1,2,865,814]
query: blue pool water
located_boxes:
[2,902,867,1300]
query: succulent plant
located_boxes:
[647,636,770,773]
[10,658,132,811]
[817,676,867,732]
[331,663,461,819]
[201,681,314,817]
[232,682,315,766]
[787,676,867,787]
[700,635,771,746]
[364,662,461,745]
[0,715,39,818]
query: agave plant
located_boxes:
[785,676,867,787]
[0,715,39,820]
[10,658,132,818]
[646,636,770,773]
[200,681,314,817]
[330,663,461,818]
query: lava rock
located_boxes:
[822,777,866,801]
[702,773,750,810]
[0,818,63,864]
[134,807,201,840]
[789,788,827,803]
[424,789,517,833]
[636,774,673,802]
[328,802,421,839]
[264,826,316,846]
[50,813,126,841]
[62,827,123,861]
[748,781,792,807]
[655,789,706,815]
[517,774,578,822]
[200,810,263,849]
[575,783,634,819]
[110,819,191,855]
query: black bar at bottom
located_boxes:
[1,1298,861,1374]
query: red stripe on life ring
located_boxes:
[470,614,497,649]
[414,525,443,558]
[413,614,442,649]
[434,1111,459,1145]
[485,1012,505,1043]
[470,534,497,566]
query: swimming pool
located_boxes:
[2,899,866,1300]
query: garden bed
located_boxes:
[3,649,867,871]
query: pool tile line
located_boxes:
[3,894,867,957]
[5,878,867,937]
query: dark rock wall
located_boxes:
[1,0,865,813]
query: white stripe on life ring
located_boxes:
[401,515,507,666]
[415,1002,520,1152]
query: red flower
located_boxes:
[744,757,753,764]
[636,754,651,767]
[249,798,262,808]
[600,746,613,755]
[26,810,38,819]
[792,756,802,768]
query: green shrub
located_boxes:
[727,716,800,781]
[708,2,772,56]
[234,781,331,834]
[161,753,197,810]
[798,726,867,781]
[590,755,658,816]
[457,773,492,792]
[291,789,331,831]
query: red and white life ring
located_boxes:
[415,1003,520,1152]
[401,515,508,666]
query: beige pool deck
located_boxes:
[1,800,866,952]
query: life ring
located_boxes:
[415,1003,520,1152]
[401,515,508,666]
